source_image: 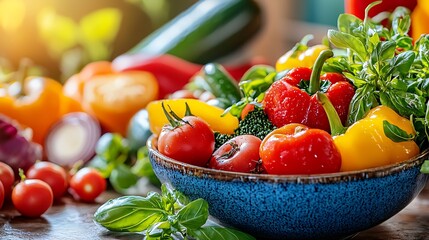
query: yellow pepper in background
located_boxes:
[275,35,329,72]
[146,98,239,136]
[334,106,419,172]
[412,0,428,40]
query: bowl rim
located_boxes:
[147,136,429,183]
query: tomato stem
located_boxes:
[18,168,26,182]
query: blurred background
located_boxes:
[0,0,373,82]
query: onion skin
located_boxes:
[0,115,42,175]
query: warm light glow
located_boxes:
[0,0,26,32]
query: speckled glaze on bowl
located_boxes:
[147,137,429,240]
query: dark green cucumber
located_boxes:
[126,0,262,64]
[192,63,242,109]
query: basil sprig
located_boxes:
[325,1,429,148]
[94,184,255,240]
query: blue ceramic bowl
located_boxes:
[147,137,429,240]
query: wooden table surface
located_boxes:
[1,185,429,240]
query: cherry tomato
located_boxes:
[0,181,4,209]
[26,161,68,199]
[209,135,262,173]
[158,116,215,167]
[260,123,341,175]
[12,179,53,217]
[0,162,15,197]
[69,167,106,202]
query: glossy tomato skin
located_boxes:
[69,167,106,202]
[158,116,215,167]
[0,162,15,198]
[209,135,262,173]
[26,161,68,200]
[12,179,53,217]
[260,123,341,175]
[0,181,4,209]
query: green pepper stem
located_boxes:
[16,59,31,97]
[316,92,347,136]
[308,49,334,95]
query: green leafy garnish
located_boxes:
[94,184,255,240]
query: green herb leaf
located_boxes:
[327,29,367,62]
[189,226,256,240]
[337,13,362,34]
[94,193,167,232]
[420,160,429,174]
[176,198,209,230]
[384,90,426,117]
[388,51,415,76]
[383,120,415,142]
[109,163,139,192]
[347,85,378,125]
[132,147,161,186]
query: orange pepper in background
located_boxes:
[0,77,75,145]
[63,61,159,136]
[412,0,429,40]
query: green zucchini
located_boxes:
[125,0,262,64]
[191,63,242,109]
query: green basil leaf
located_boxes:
[327,29,367,61]
[420,160,429,174]
[347,85,378,125]
[176,198,209,230]
[383,120,414,142]
[388,51,415,76]
[240,65,275,82]
[87,156,114,178]
[146,221,172,237]
[370,41,395,67]
[189,226,256,240]
[109,163,139,192]
[385,90,426,117]
[391,6,411,36]
[337,13,362,34]
[95,133,129,163]
[132,147,161,187]
[94,193,167,232]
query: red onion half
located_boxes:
[45,112,101,168]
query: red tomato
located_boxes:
[260,123,341,175]
[158,116,215,167]
[26,161,68,199]
[12,179,53,217]
[209,135,262,173]
[0,181,4,209]
[0,162,14,197]
[69,167,106,202]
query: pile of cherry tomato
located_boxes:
[0,161,106,217]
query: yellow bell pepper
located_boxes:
[335,106,419,172]
[276,35,329,72]
[147,98,239,136]
[318,92,420,172]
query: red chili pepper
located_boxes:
[112,54,263,99]
[262,50,355,132]
[259,123,342,175]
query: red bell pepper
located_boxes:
[262,49,355,132]
[344,0,417,20]
[112,54,264,99]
